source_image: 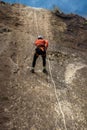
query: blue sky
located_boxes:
[3,0,87,17]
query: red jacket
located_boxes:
[35,39,48,50]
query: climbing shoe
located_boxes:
[31,68,35,73]
[43,68,48,74]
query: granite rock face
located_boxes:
[0,2,87,130]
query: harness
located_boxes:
[37,44,46,51]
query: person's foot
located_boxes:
[31,68,35,73]
[43,68,48,74]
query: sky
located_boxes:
[3,0,87,17]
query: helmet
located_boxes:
[38,35,43,39]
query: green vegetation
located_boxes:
[84,21,87,25]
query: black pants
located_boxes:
[32,48,46,68]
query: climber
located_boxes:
[31,35,48,73]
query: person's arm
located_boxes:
[45,40,48,49]
[35,39,38,46]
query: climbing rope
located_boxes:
[33,9,67,130]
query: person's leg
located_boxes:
[31,52,39,73]
[42,52,48,73]
[32,53,38,67]
[42,53,46,67]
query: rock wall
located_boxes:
[0,2,87,130]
